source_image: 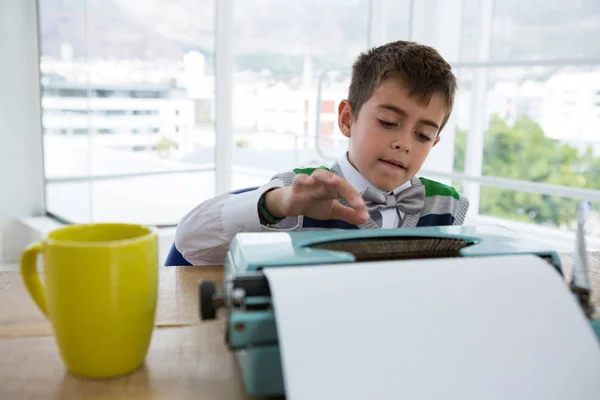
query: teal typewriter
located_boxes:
[198,224,599,398]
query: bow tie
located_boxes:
[360,185,425,215]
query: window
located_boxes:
[449,0,600,237]
[39,0,216,225]
[229,0,373,187]
[308,0,600,242]
[35,0,599,244]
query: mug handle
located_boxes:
[20,242,48,316]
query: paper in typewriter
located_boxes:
[264,255,600,400]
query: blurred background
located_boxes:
[1,0,599,263]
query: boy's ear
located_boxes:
[337,100,353,138]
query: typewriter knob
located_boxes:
[199,280,217,320]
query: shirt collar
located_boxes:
[337,152,411,195]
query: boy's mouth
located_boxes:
[379,158,407,171]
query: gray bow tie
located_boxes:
[360,185,425,215]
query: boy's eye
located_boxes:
[416,132,432,142]
[378,119,397,128]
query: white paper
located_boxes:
[264,255,600,400]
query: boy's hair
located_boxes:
[348,40,457,133]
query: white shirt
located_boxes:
[174,153,411,265]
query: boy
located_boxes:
[175,40,469,266]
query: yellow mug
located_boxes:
[20,223,158,379]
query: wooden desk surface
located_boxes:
[0,266,224,338]
[0,323,251,400]
[1,253,599,399]
[0,266,260,400]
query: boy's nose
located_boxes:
[391,138,410,152]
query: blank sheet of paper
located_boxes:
[264,255,600,400]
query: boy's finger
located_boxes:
[292,173,314,187]
[311,170,366,211]
[292,174,328,200]
[330,202,369,225]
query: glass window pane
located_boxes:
[46,170,214,225]
[457,65,600,189]
[380,0,412,43]
[39,0,216,225]
[459,0,484,62]
[491,0,600,61]
[453,65,600,236]
[231,0,372,181]
[461,0,600,61]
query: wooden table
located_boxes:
[0,266,257,400]
[1,253,599,399]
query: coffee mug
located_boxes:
[20,223,158,379]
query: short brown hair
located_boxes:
[348,40,457,132]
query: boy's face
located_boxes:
[338,79,446,191]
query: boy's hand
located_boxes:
[264,169,369,225]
